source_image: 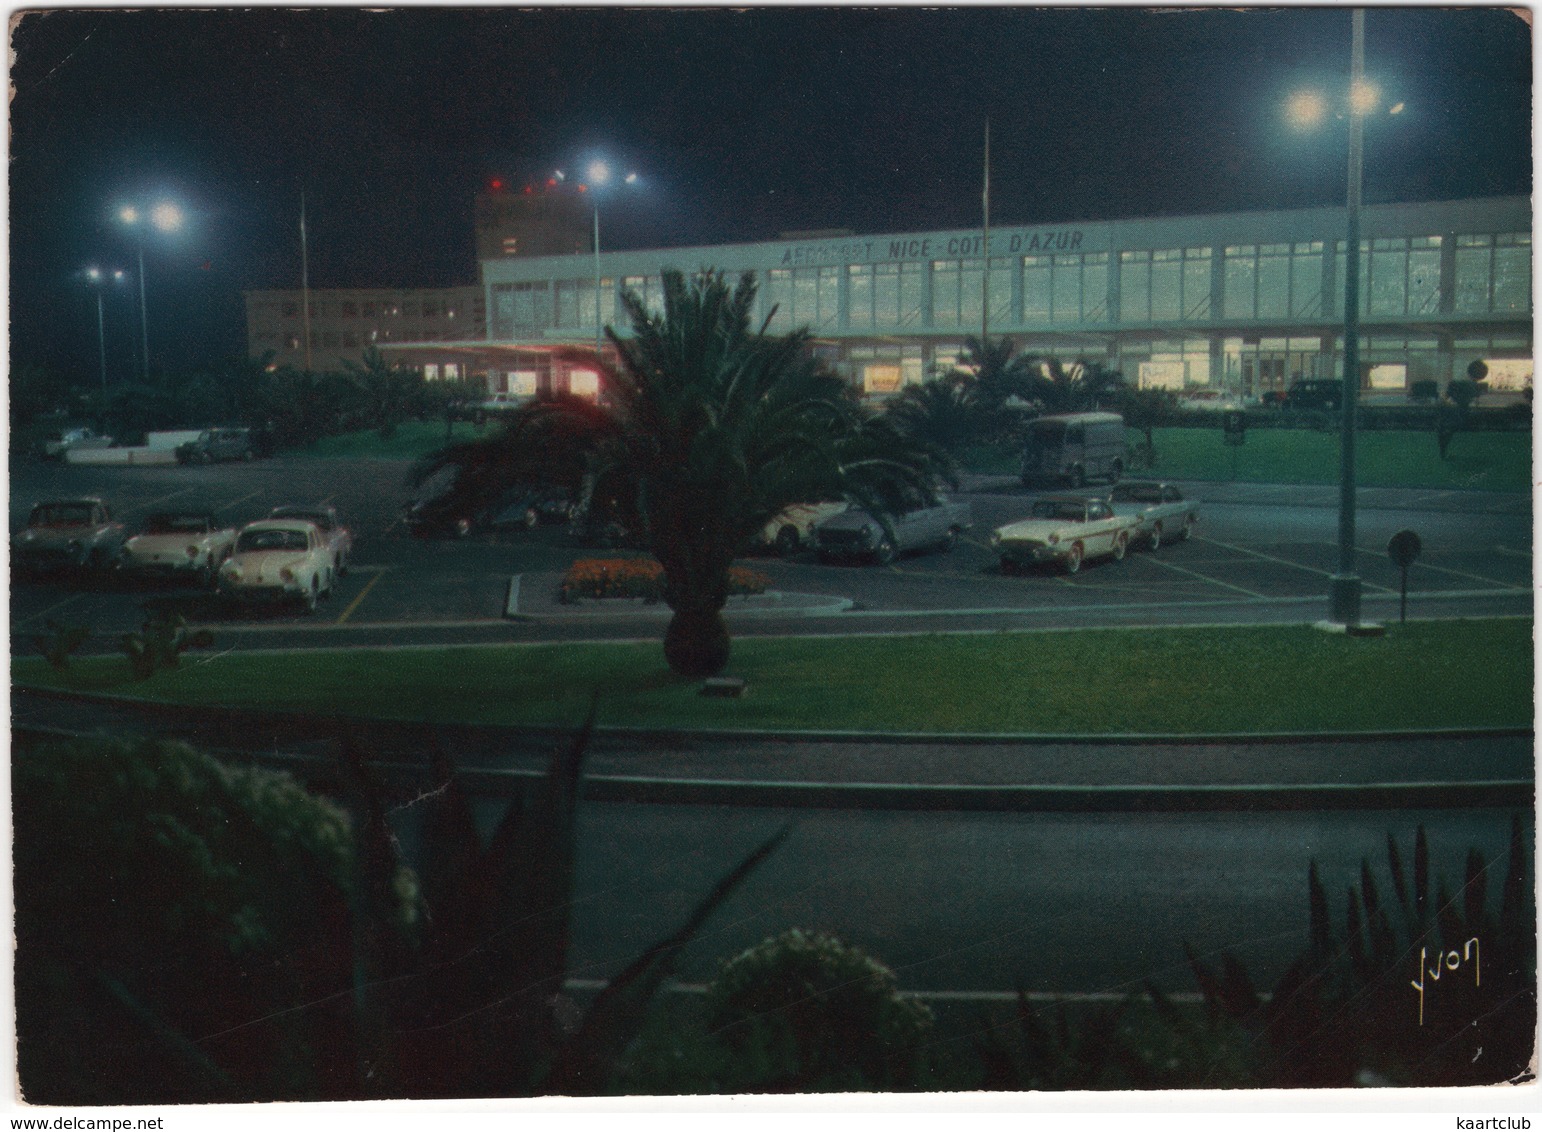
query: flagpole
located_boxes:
[981,118,991,344]
[300,190,313,372]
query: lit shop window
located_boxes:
[509,371,539,397]
[863,364,903,395]
[569,370,600,399]
[424,364,440,380]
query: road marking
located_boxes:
[1141,554,1267,598]
[1494,545,1532,559]
[132,487,194,514]
[559,976,1208,1005]
[334,569,386,625]
[1357,548,1529,591]
[14,593,85,629]
[1197,535,1399,594]
[217,490,263,512]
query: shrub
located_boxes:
[13,736,418,1103]
[705,928,934,1092]
[560,558,769,603]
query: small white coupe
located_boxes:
[992,495,1140,574]
[120,511,238,587]
[268,505,352,577]
[219,520,334,611]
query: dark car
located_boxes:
[403,483,575,538]
[1282,380,1343,411]
[176,427,255,464]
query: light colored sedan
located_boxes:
[120,511,237,587]
[1108,481,1199,549]
[219,520,334,612]
[992,495,1140,574]
[268,505,352,577]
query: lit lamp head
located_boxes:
[1285,90,1328,131]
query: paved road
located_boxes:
[480,800,1531,995]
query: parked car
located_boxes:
[219,520,334,612]
[119,511,238,587]
[41,427,113,460]
[1107,481,1198,549]
[991,494,1139,575]
[404,483,575,538]
[749,501,849,556]
[1176,389,1246,413]
[1283,380,1343,411]
[813,497,972,566]
[176,427,255,464]
[1019,412,1126,488]
[267,505,352,576]
[12,497,127,576]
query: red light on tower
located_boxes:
[489,178,505,191]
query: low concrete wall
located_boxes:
[65,447,179,466]
[147,430,202,451]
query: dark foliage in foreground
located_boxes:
[13,727,785,1102]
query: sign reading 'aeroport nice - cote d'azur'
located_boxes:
[778,228,1088,266]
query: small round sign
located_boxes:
[1387,529,1422,568]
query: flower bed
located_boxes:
[559,558,770,604]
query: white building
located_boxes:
[475,195,1531,400]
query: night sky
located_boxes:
[8,6,1532,382]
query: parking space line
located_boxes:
[1357,548,1530,592]
[131,487,194,515]
[1196,535,1399,594]
[334,569,386,625]
[13,593,85,629]
[218,491,263,512]
[1140,554,1267,598]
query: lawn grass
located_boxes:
[14,619,1532,735]
[962,427,1532,492]
[1144,426,1532,492]
[299,419,503,460]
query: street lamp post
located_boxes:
[117,201,183,381]
[83,267,125,391]
[559,163,639,354]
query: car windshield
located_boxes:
[238,528,309,553]
[30,503,93,526]
[144,514,212,534]
[1030,421,1066,444]
[1030,501,1087,521]
[1112,485,1162,503]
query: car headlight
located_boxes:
[858,527,874,547]
[279,566,297,583]
[222,563,242,582]
[186,545,200,558]
[1047,533,1059,545]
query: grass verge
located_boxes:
[13,619,1532,735]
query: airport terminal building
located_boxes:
[250,194,1531,401]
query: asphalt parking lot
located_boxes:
[8,455,1533,642]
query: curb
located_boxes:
[15,724,1530,813]
[506,575,855,620]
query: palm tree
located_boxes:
[342,347,423,438]
[952,335,1036,415]
[414,269,948,677]
[1025,356,1126,415]
[885,375,977,456]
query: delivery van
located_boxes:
[1019,411,1126,487]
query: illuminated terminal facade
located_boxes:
[248,193,1531,400]
[473,194,1532,400]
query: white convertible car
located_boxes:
[219,520,334,611]
[992,495,1140,574]
[120,511,237,587]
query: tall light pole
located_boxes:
[558,162,639,353]
[83,266,127,391]
[1287,10,1399,631]
[1331,8,1368,629]
[117,201,183,381]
